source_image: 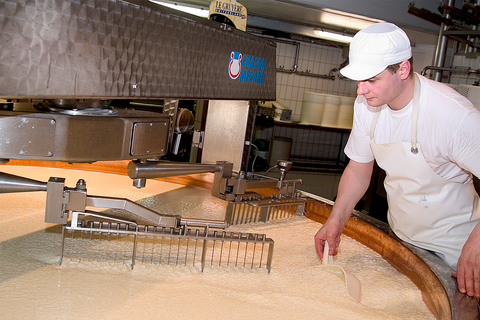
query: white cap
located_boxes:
[340,23,412,81]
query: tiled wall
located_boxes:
[275,41,358,122]
[274,40,480,121]
[254,40,357,171]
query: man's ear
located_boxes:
[399,60,411,80]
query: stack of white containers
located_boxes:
[300,91,355,129]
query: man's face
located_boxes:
[356,68,404,109]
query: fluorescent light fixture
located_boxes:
[149,1,209,18]
[319,8,383,31]
[313,29,353,43]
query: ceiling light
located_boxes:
[319,8,383,31]
[149,1,209,18]
[313,29,353,43]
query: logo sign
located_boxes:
[229,51,242,80]
[228,51,266,84]
[209,0,247,31]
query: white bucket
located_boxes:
[337,97,355,129]
[300,91,325,125]
[321,95,341,128]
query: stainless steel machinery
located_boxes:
[0,0,303,272]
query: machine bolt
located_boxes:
[75,179,87,190]
[133,178,146,189]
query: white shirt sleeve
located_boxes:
[450,110,480,179]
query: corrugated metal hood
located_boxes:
[0,0,277,101]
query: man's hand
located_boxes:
[453,222,480,298]
[314,216,345,259]
[314,160,374,259]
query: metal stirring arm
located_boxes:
[0,171,225,229]
[47,177,227,229]
[79,195,226,229]
[43,177,182,227]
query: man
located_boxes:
[314,22,480,298]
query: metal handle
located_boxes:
[127,160,224,180]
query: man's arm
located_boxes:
[449,111,480,297]
[314,159,374,258]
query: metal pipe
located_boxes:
[275,38,300,74]
[127,160,223,180]
[277,67,336,80]
[0,172,47,193]
[421,65,480,76]
[433,0,455,81]
[468,0,480,53]
[273,38,335,80]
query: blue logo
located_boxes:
[228,51,242,80]
[228,51,266,83]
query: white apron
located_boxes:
[369,75,480,269]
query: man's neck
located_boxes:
[388,75,415,111]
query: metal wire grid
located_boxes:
[61,221,274,273]
[226,194,307,225]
